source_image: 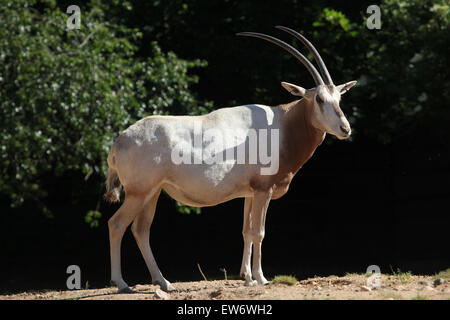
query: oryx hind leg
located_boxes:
[131,188,176,292]
[108,194,145,293]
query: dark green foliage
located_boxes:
[0,0,210,213]
[85,209,102,228]
[347,0,450,144]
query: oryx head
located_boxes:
[237,26,357,140]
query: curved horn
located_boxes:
[237,31,324,86]
[275,26,333,85]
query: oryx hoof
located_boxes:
[244,279,258,287]
[117,286,135,294]
[255,277,270,286]
[110,280,134,294]
[253,273,270,286]
[153,279,176,292]
[260,279,271,286]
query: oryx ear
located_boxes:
[336,81,357,95]
[281,82,307,96]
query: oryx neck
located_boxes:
[279,99,325,174]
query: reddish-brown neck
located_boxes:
[278,99,326,175]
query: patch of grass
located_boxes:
[389,267,413,284]
[411,295,428,300]
[434,268,450,280]
[271,275,298,286]
[398,272,413,284]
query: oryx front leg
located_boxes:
[250,189,273,285]
[240,197,256,286]
[131,189,175,292]
[108,195,145,293]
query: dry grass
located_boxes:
[435,268,450,280]
[271,275,298,286]
[389,268,413,284]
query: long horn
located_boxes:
[275,26,333,85]
[237,31,324,86]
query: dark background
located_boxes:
[3,140,449,292]
[1,0,449,293]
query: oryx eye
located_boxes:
[316,95,323,104]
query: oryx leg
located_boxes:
[240,197,257,286]
[108,195,145,293]
[250,189,273,285]
[131,189,175,292]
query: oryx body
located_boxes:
[105,26,357,292]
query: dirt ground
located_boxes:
[2,273,449,300]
